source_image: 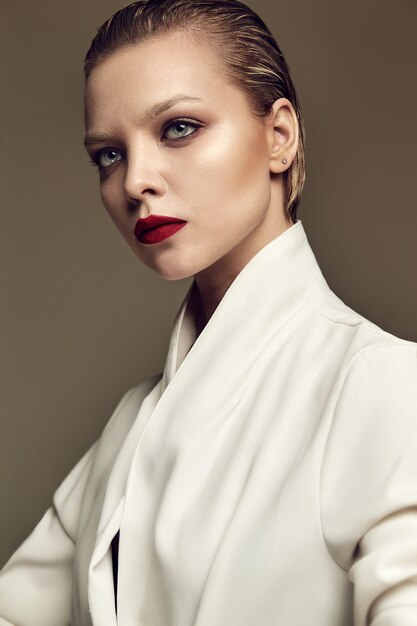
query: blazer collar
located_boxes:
[161,220,330,393]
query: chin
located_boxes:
[158,269,194,282]
[137,244,215,281]
[141,257,196,282]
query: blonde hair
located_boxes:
[84,0,306,223]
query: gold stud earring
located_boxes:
[282,158,288,164]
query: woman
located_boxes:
[1,0,416,624]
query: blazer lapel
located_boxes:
[73,376,163,625]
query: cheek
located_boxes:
[100,179,123,222]
[195,124,265,186]
[186,126,269,216]
[98,181,133,244]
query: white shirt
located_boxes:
[1,220,417,626]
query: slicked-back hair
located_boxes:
[84,0,306,223]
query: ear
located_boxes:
[265,98,299,174]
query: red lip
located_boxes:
[134,214,188,245]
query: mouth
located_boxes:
[134,215,188,245]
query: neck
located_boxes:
[194,209,294,323]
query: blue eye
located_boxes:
[92,149,123,170]
[163,118,201,141]
[89,119,202,173]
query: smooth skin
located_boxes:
[84,30,299,322]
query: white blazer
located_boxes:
[1,220,417,626]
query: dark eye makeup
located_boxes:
[88,117,203,173]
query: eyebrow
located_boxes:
[84,94,203,147]
[147,94,202,119]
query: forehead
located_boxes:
[84,31,248,127]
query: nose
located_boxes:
[123,147,166,206]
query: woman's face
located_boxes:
[84,31,289,281]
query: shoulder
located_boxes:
[320,318,417,482]
[316,287,415,345]
[324,339,417,450]
[305,286,417,386]
[319,330,417,568]
[53,373,162,537]
[100,373,162,439]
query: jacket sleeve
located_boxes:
[320,343,417,626]
[0,442,96,626]
[0,386,135,626]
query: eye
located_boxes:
[162,118,202,141]
[90,148,123,171]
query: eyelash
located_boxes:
[89,117,203,172]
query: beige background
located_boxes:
[1,0,416,566]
